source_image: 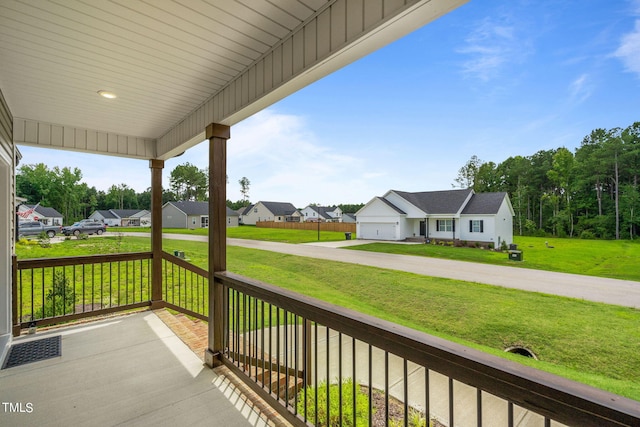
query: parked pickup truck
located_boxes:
[62,220,107,236]
[18,221,62,238]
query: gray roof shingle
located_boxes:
[260,201,298,216]
[29,205,63,218]
[393,189,473,214]
[169,201,238,216]
[461,192,508,215]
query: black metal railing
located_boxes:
[12,253,640,426]
[161,251,208,321]
[215,271,640,427]
[13,253,152,330]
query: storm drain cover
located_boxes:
[2,336,61,369]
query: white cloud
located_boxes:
[222,110,389,206]
[568,73,592,104]
[458,15,531,82]
[614,19,640,76]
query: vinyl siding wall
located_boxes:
[0,89,14,365]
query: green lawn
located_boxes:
[15,236,640,401]
[346,236,640,281]
[115,225,350,244]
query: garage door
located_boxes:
[360,223,396,240]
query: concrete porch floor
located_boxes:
[0,311,285,427]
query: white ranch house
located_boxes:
[240,201,301,225]
[17,204,63,226]
[300,205,343,222]
[356,189,514,247]
[89,209,151,227]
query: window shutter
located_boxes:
[469,220,473,232]
[480,220,484,232]
[436,220,440,231]
[452,220,455,232]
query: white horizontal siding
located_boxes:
[13,118,155,160]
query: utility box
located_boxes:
[345,232,352,240]
[508,250,523,261]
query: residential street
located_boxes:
[119,232,640,308]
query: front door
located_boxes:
[419,220,426,236]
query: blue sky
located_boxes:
[18,0,640,208]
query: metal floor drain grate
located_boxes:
[2,336,61,369]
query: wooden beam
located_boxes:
[205,123,230,368]
[149,159,164,308]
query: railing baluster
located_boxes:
[82,263,85,312]
[404,358,408,427]
[425,369,430,427]
[314,321,318,427]
[352,337,356,427]
[284,310,289,405]
[276,307,281,400]
[117,261,120,307]
[326,326,330,426]
[449,377,454,427]
[508,402,514,427]
[369,344,373,427]
[385,351,389,426]
[477,388,483,427]
[338,331,343,427]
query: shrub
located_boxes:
[34,271,76,319]
[76,233,89,240]
[297,378,371,427]
[580,230,596,240]
[38,231,51,248]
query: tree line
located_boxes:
[16,161,253,224]
[454,122,640,240]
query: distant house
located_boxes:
[356,189,514,246]
[300,205,343,222]
[342,213,356,223]
[17,204,63,225]
[89,209,151,227]
[162,201,239,228]
[240,201,301,225]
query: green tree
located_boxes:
[169,162,207,201]
[453,155,482,189]
[547,148,575,237]
[620,183,640,239]
[106,184,138,209]
[238,176,251,206]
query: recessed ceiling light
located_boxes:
[98,90,117,99]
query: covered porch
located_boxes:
[2,1,640,426]
[0,310,277,426]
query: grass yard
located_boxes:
[347,236,640,282]
[15,236,640,401]
[115,225,350,244]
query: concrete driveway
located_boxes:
[120,232,640,308]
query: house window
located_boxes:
[436,219,453,232]
[254,208,258,213]
[470,220,484,233]
[201,216,209,228]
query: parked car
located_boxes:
[18,221,62,238]
[62,219,107,236]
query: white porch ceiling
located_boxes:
[0,0,468,160]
